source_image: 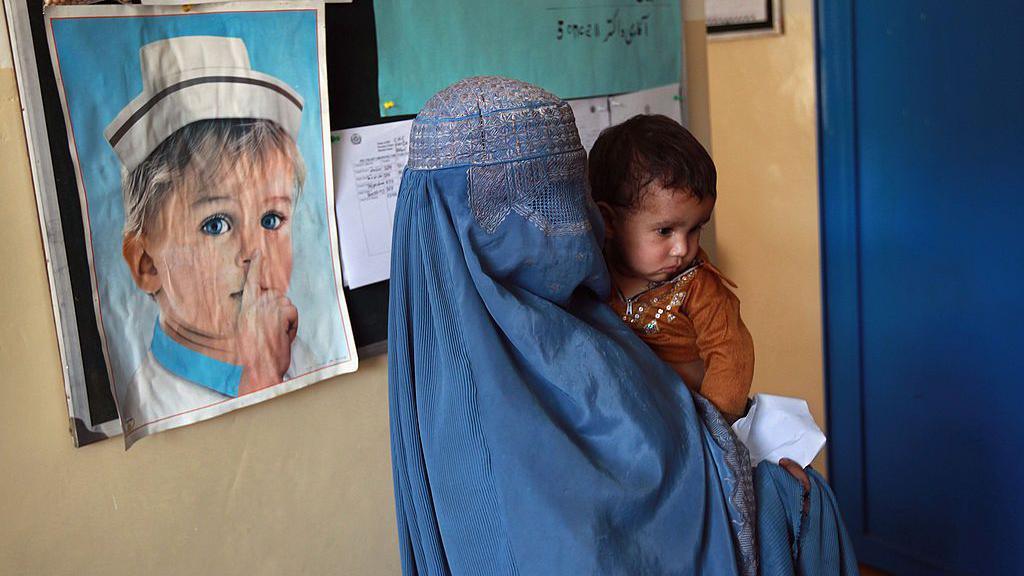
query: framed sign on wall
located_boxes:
[706,0,782,39]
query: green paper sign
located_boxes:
[373,0,681,116]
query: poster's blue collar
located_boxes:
[151,321,243,397]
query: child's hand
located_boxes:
[778,457,811,514]
[236,250,298,394]
[778,458,810,491]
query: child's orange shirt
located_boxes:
[609,251,754,419]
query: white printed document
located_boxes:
[567,96,612,152]
[331,119,413,289]
[609,83,682,125]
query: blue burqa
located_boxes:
[388,77,857,575]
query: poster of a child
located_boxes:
[46,2,357,447]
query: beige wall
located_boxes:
[0,1,824,572]
[706,0,826,470]
[0,8,399,575]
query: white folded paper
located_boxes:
[731,393,826,468]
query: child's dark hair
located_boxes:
[588,114,716,210]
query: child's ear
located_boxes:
[122,234,161,295]
[596,201,618,240]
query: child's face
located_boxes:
[133,150,296,339]
[602,184,715,284]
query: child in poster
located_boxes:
[47,3,356,447]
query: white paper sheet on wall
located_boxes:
[609,83,682,125]
[331,119,413,289]
[567,96,612,153]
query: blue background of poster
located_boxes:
[49,8,348,403]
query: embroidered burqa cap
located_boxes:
[409,75,592,239]
[104,35,303,171]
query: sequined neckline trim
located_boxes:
[616,261,702,335]
[616,259,704,305]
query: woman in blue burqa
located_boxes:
[389,76,858,575]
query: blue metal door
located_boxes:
[818,1,1024,574]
